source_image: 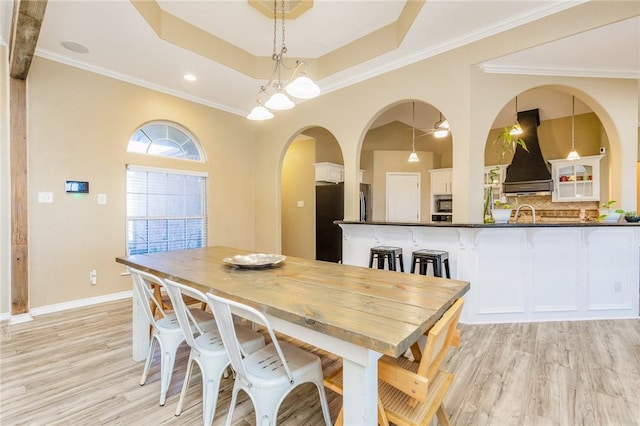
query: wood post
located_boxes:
[10,78,28,315]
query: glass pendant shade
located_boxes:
[408,151,420,162]
[285,76,321,99]
[510,121,523,135]
[566,95,580,160]
[567,148,580,160]
[510,96,523,135]
[247,104,274,121]
[265,92,295,110]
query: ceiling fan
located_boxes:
[415,112,450,139]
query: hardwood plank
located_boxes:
[2,300,639,425]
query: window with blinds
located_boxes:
[126,165,208,255]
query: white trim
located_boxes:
[28,291,132,317]
[0,311,12,322]
[125,164,208,177]
[479,64,640,79]
[9,313,33,324]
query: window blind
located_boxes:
[126,165,208,255]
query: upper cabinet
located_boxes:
[314,162,344,183]
[429,168,453,195]
[314,162,365,183]
[548,154,604,202]
[484,165,507,204]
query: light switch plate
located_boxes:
[297,200,304,207]
[98,193,107,204]
[38,192,54,203]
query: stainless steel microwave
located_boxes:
[432,214,452,222]
[436,198,452,213]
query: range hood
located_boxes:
[503,109,554,194]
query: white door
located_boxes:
[386,173,420,222]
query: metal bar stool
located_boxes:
[369,246,404,272]
[410,249,450,278]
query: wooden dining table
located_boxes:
[116,246,470,425]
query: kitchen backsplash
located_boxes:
[504,195,600,222]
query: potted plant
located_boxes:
[598,200,624,223]
[491,200,514,223]
[623,210,640,223]
[484,126,528,223]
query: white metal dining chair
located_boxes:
[129,268,215,406]
[206,292,332,426]
[163,279,266,426]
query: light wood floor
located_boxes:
[1,299,639,425]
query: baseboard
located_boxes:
[29,291,133,317]
[9,313,34,324]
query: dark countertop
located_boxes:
[337,220,639,228]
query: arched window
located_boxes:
[125,121,208,255]
[127,121,205,161]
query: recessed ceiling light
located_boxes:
[61,40,89,54]
[184,74,197,82]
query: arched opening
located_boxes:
[359,100,452,223]
[280,127,344,261]
[484,87,610,223]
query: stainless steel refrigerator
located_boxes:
[316,182,370,263]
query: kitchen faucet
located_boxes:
[515,204,536,223]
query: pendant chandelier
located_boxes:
[566,95,581,160]
[247,0,321,121]
[408,102,420,162]
[510,96,523,135]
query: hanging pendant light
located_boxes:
[567,95,581,160]
[408,102,420,162]
[510,96,523,135]
[246,0,320,120]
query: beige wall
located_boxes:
[281,137,316,259]
[371,151,434,222]
[22,57,256,309]
[2,1,639,315]
[1,45,9,314]
[253,1,638,252]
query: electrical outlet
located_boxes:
[614,281,621,292]
[89,269,97,285]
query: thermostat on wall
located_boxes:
[65,180,89,193]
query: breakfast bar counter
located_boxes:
[338,221,640,324]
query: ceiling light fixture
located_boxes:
[408,102,420,162]
[510,96,523,136]
[183,73,197,82]
[61,40,89,54]
[433,112,450,138]
[567,95,581,160]
[247,0,320,121]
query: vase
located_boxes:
[599,209,621,223]
[491,208,512,223]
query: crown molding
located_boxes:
[480,63,640,80]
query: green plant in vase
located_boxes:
[483,126,528,223]
[598,200,624,222]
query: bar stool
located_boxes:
[369,246,404,272]
[410,249,450,278]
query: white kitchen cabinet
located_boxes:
[484,164,507,204]
[548,154,603,202]
[429,168,452,195]
[314,162,343,183]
